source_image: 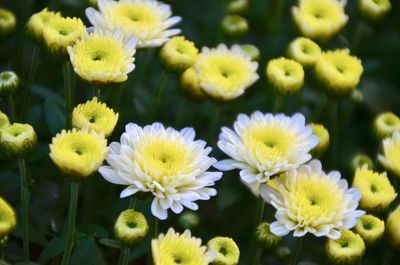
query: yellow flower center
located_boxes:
[301,0,344,25]
[156,237,207,265]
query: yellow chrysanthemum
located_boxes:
[114,209,149,247]
[194,44,259,101]
[287,37,321,67]
[355,214,385,245]
[352,165,397,212]
[49,128,107,179]
[0,71,19,97]
[221,15,249,37]
[379,130,400,178]
[43,16,85,57]
[180,67,206,100]
[0,197,17,237]
[160,36,199,73]
[359,0,391,21]
[68,30,136,84]
[326,230,365,265]
[374,112,400,139]
[386,205,400,249]
[0,8,16,36]
[207,237,239,265]
[72,97,119,137]
[309,123,329,157]
[86,0,181,48]
[266,57,304,95]
[0,123,37,157]
[0,111,9,130]
[152,228,216,265]
[260,160,365,239]
[26,8,61,41]
[315,49,363,96]
[292,0,348,41]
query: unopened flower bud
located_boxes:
[326,230,365,265]
[0,8,16,36]
[374,112,400,139]
[180,67,206,100]
[287,37,321,67]
[160,36,199,73]
[227,0,249,14]
[178,211,200,230]
[207,237,240,265]
[350,153,373,172]
[0,112,9,130]
[0,197,17,237]
[386,205,400,249]
[240,44,260,61]
[266,57,304,95]
[355,214,384,245]
[309,123,330,157]
[0,71,19,97]
[359,0,391,21]
[221,15,249,37]
[255,222,281,250]
[114,209,149,247]
[0,123,37,157]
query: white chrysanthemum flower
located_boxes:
[67,30,137,84]
[260,160,365,239]
[99,123,222,220]
[194,44,259,101]
[214,112,318,194]
[86,0,181,48]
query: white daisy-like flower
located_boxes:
[67,30,137,84]
[260,160,365,239]
[99,123,222,220]
[214,111,318,194]
[86,0,181,48]
[194,44,259,101]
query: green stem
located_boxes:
[383,249,394,265]
[274,0,286,34]
[248,197,266,265]
[290,237,304,265]
[18,158,30,261]
[154,71,169,107]
[119,197,137,265]
[8,95,15,123]
[330,100,339,167]
[63,61,73,129]
[273,95,285,113]
[312,95,327,122]
[153,218,159,239]
[209,104,221,144]
[60,182,79,265]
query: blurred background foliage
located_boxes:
[1,0,400,264]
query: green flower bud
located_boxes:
[326,230,365,265]
[0,71,19,97]
[276,246,291,258]
[359,0,391,21]
[374,112,400,139]
[0,8,16,36]
[178,211,200,230]
[207,237,240,265]
[160,36,199,73]
[114,209,149,247]
[266,57,304,95]
[221,15,249,37]
[0,197,17,237]
[355,214,384,245]
[350,90,364,103]
[0,112,9,130]
[350,153,373,172]
[180,67,206,100]
[386,205,400,249]
[227,0,249,14]
[0,123,37,157]
[255,222,281,250]
[0,236,8,248]
[309,123,330,157]
[240,44,260,61]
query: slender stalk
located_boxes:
[330,100,339,167]
[248,196,266,265]
[18,158,30,261]
[383,249,394,265]
[63,61,73,129]
[290,237,304,265]
[8,95,15,123]
[312,95,327,122]
[273,95,284,113]
[60,182,79,265]
[154,71,169,108]
[209,103,221,144]
[153,218,159,239]
[21,45,40,119]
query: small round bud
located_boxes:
[326,230,365,265]
[255,222,281,250]
[160,36,199,73]
[207,237,240,265]
[350,153,373,172]
[178,211,200,230]
[0,8,16,36]
[374,112,400,139]
[240,44,260,61]
[227,0,249,14]
[0,197,17,237]
[180,67,206,100]
[0,111,10,130]
[0,123,37,157]
[386,205,400,249]
[287,37,321,67]
[221,15,249,37]
[0,71,19,97]
[114,209,149,247]
[359,0,391,21]
[266,57,304,95]
[309,123,330,157]
[276,246,291,258]
[0,236,8,248]
[355,214,384,245]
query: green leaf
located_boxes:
[70,238,97,265]
[44,99,65,135]
[98,238,122,249]
[38,235,65,265]
[30,85,63,106]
